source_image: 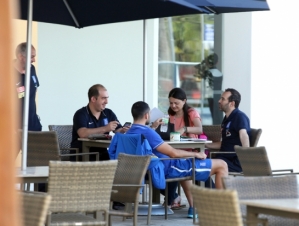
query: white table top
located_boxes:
[16,166,49,178]
[240,198,299,213]
[79,138,211,144]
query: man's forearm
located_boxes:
[205,141,221,150]
[77,126,108,138]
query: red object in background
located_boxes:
[192,90,201,99]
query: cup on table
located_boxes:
[170,132,180,141]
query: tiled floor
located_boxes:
[110,206,197,226]
[110,186,198,226]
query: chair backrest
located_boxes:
[234,146,273,176]
[202,125,221,142]
[20,191,51,226]
[249,128,262,147]
[223,175,299,225]
[111,153,151,203]
[222,175,298,200]
[109,133,153,159]
[48,125,73,149]
[47,160,117,213]
[27,131,60,166]
[190,185,243,226]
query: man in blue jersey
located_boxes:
[127,101,228,218]
[205,88,250,172]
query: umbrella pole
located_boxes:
[143,20,147,101]
[21,0,33,171]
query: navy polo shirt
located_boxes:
[71,105,122,149]
[219,108,250,158]
[16,65,42,131]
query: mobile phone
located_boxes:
[123,122,132,127]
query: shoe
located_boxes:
[112,202,125,210]
[187,207,198,218]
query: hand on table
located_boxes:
[195,152,207,160]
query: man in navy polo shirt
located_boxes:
[71,84,129,161]
[205,88,250,172]
[14,42,42,131]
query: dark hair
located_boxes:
[88,84,106,101]
[168,88,191,127]
[131,101,150,120]
[225,88,241,108]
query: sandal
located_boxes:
[170,196,186,210]
[170,202,186,210]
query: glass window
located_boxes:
[158,15,220,125]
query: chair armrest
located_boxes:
[60,152,99,161]
[272,169,293,173]
[209,151,236,159]
[229,172,244,177]
[60,147,79,153]
[113,184,145,188]
[271,172,299,176]
[159,157,195,183]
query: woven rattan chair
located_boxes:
[21,191,52,226]
[109,133,196,224]
[109,154,151,226]
[190,185,268,226]
[234,146,298,176]
[203,126,262,179]
[48,125,79,161]
[202,126,262,157]
[202,125,222,144]
[27,131,98,165]
[46,160,118,226]
[222,175,299,225]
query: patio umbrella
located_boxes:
[185,0,270,14]
[19,0,209,28]
[17,0,210,170]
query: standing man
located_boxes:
[71,84,129,161]
[205,88,250,172]
[14,42,42,131]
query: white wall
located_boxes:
[217,0,299,172]
[214,13,252,118]
[251,0,299,172]
[37,20,158,129]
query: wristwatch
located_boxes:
[183,126,188,133]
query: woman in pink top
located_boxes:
[164,88,204,215]
[168,88,203,138]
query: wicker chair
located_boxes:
[27,131,98,166]
[202,125,222,144]
[202,125,262,157]
[109,133,196,224]
[190,185,268,226]
[46,160,118,226]
[203,126,262,179]
[234,146,298,176]
[20,191,52,226]
[222,175,299,225]
[48,125,79,161]
[109,154,151,226]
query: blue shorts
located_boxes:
[165,158,212,181]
